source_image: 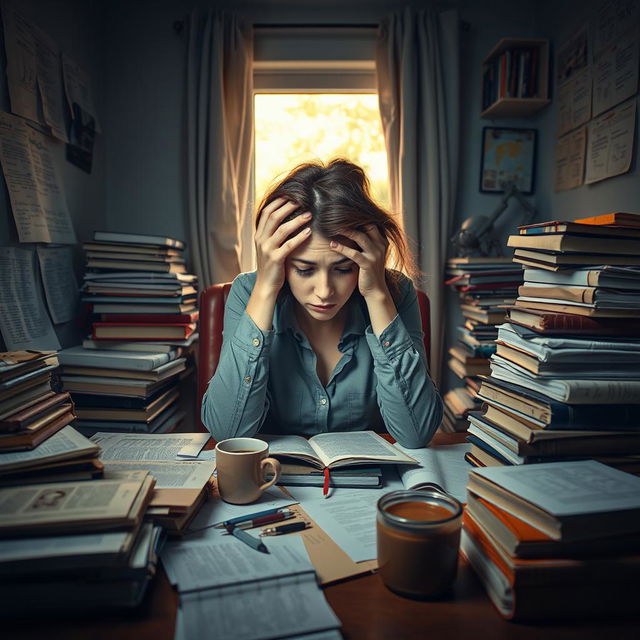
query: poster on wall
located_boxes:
[557,67,592,136]
[554,127,587,192]
[585,97,636,184]
[592,32,639,117]
[480,127,536,194]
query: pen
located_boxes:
[260,521,311,537]
[214,507,286,529]
[227,525,269,553]
[233,510,295,530]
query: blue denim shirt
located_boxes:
[201,271,443,448]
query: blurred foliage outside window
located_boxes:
[254,94,390,211]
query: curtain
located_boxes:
[186,10,254,288]
[376,8,460,386]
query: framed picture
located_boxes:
[480,127,537,194]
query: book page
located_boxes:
[259,434,321,464]
[104,460,215,489]
[395,443,472,503]
[308,431,416,467]
[91,432,209,461]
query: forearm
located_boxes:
[364,288,398,337]
[245,284,278,332]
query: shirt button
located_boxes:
[252,338,260,347]
[244,376,252,383]
[320,398,327,405]
[383,340,391,347]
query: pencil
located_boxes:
[228,525,269,553]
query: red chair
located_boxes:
[196,283,431,432]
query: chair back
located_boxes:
[196,283,431,431]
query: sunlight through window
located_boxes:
[254,94,389,209]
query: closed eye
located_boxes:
[294,268,314,277]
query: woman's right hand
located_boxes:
[253,197,312,297]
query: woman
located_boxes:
[202,159,442,448]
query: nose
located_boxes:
[314,272,334,301]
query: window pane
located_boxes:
[254,94,389,209]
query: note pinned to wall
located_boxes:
[554,127,587,192]
[0,247,60,351]
[0,111,76,244]
[557,67,592,137]
[36,246,79,324]
[1,0,68,142]
[585,98,636,184]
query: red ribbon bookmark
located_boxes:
[323,467,330,498]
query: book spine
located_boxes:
[565,380,640,404]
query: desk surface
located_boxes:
[6,433,640,639]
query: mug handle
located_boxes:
[259,457,281,492]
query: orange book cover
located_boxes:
[475,496,550,542]
[574,212,640,226]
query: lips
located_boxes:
[308,303,336,312]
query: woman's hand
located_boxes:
[330,225,390,301]
[247,197,312,331]
[253,197,312,297]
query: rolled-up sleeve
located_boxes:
[201,274,274,441]
[365,281,443,448]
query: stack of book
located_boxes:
[0,351,77,452]
[462,461,640,621]
[443,256,523,432]
[465,213,640,470]
[0,471,160,614]
[59,230,199,436]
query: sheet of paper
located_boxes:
[0,112,75,244]
[0,247,60,351]
[187,487,297,532]
[593,32,639,117]
[585,97,636,184]
[104,460,215,489]
[62,53,102,132]
[557,67,592,136]
[33,24,67,141]
[195,449,216,461]
[1,0,40,124]
[36,246,78,324]
[554,127,587,192]
[91,432,210,461]
[595,0,640,56]
[556,24,589,87]
[394,443,472,503]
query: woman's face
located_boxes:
[285,232,359,323]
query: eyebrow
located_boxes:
[292,257,353,267]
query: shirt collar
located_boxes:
[273,290,367,343]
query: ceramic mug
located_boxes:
[215,437,281,504]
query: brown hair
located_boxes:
[256,159,416,296]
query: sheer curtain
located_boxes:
[186,10,254,288]
[376,8,460,385]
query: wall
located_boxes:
[0,0,106,349]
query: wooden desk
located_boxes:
[6,433,640,639]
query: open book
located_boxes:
[394,443,472,503]
[259,431,417,470]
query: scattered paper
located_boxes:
[104,460,215,489]
[91,432,210,461]
[0,112,75,244]
[36,246,78,324]
[0,246,60,351]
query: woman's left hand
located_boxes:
[330,225,391,301]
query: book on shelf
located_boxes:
[508,233,640,254]
[574,211,640,226]
[93,231,185,250]
[91,302,197,314]
[0,404,76,451]
[87,259,187,273]
[512,248,640,269]
[0,474,156,537]
[489,355,640,403]
[522,265,640,288]
[477,377,639,430]
[259,431,417,470]
[466,460,640,541]
[466,493,640,559]
[92,323,197,340]
[518,219,640,237]
[512,299,640,317]
[59,345,179,371]
[518,283,640,305]
[0,392,72,432]
[507,307,640,335]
